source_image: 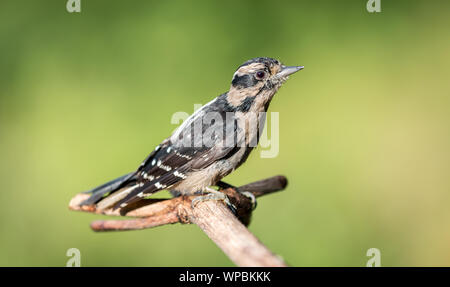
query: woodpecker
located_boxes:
[81,57,303,211]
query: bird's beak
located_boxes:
[277,65,304,77]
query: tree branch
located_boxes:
[69,175,288,267]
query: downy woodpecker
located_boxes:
[81,57,303,211]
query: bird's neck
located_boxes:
[226,86,276,113]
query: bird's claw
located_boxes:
[238,190,257,210]
[191,189,237,215]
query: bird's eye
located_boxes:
[255,71,266,80]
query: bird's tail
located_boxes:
[80,172,137,206]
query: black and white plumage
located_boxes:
[81,57,303,210]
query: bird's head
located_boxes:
[227,57,303,112]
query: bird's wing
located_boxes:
[113,96,240,208]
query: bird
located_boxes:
[81,57,303,212]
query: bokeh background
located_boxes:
[0,0,449,266]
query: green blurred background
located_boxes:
[0,0,449,266]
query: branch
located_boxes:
[69,175,288,267]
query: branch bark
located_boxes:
[69,175,288,267]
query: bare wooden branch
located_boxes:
[69,175,288,267]
[188,199,286,267]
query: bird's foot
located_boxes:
[191,187,237,215]
[217,181,257,210]
[237,190,257,210]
